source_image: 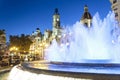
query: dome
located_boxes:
[81,5,92,20]
[81,12,92,20]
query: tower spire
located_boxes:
[54,8,59,15]
[84,5,88,12]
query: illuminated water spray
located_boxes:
[45,12,120,63]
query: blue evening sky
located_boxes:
[0,0,111,41]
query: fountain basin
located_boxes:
[8,61,120,80]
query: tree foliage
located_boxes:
[0,29,5,35]
[9,34,32,54]
[0,29,6,42]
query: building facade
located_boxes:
[29,28,43,59]
[80,5,92,28]
[29,8,63,59]
[110,0,120,22]
[110,0,120,43]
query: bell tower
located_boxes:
[53,8,60,29]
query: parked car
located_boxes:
[1,56,9,66]
[10,56,20,65]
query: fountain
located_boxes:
[45,12,120,64]
[7,12,120,80]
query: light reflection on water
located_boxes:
[31,62,120,75]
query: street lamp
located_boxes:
[10,46,19,56]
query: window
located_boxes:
[115,13,118,17]
[113,0,117,4]
[114,8,118,11]
[84,23,88,26]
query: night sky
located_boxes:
[0,0,111,42]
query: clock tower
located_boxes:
[53,8,60,29]
[52,8,62,41]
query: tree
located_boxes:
[0,29,6,43]
[9,34,32,54]
[0,29,5,35]
[0,29,6,55]
[19,34,32,53]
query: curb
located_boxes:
[0,67,12,74]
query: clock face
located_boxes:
[57,18,59,21]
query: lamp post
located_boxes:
[10,46,18,55]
